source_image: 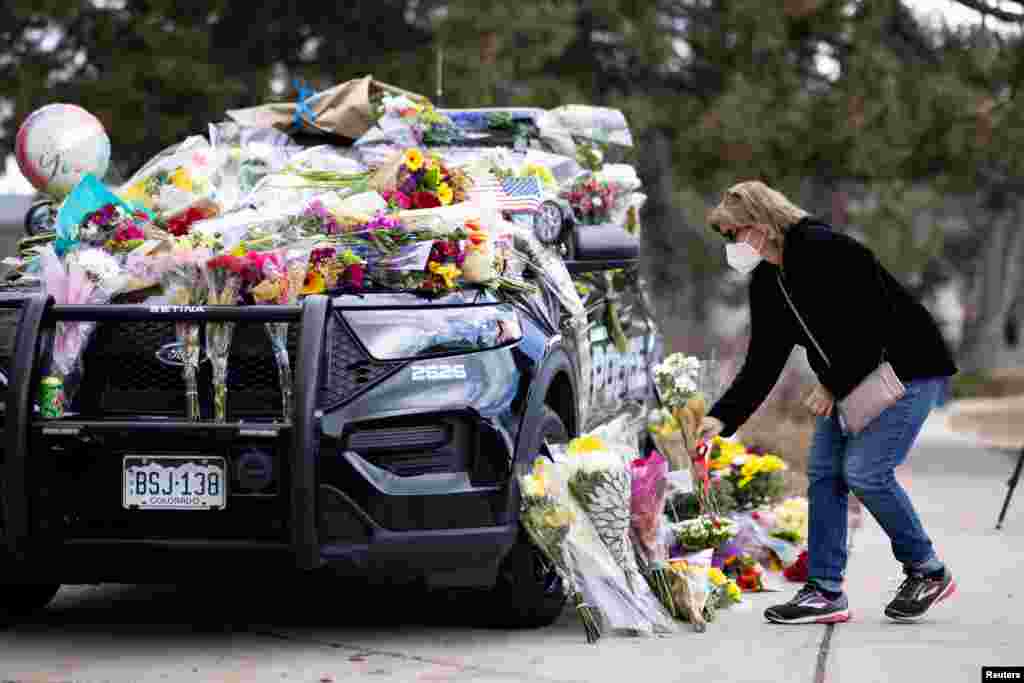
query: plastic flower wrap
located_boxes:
[560,434,642,593]
[629,449,678,619]
[159,243,211,420]
[207,122,301,212]
[518,457,601,644]
[39,246,113,406]
[549,461,677,636]
[256,245,312,421]
[119,136,219,219]
[666,558,713,632]
[771,497,809,546]
[203,255,247,422]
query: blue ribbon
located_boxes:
[292,78,316,130]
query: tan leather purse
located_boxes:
[777,271,905,435]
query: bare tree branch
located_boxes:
[949,0,1024,23]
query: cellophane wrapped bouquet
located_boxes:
[519,456,601,644]
[548,425,677,637]
[203,254,249,421]
[652,353,720,516]
[39,246,118,405]
[629,450,677,618]
[159,241,211,420]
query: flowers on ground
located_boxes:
[671,514,738,552]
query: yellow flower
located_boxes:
[521,163,556,189]
[119,181,150,206]
[567,434,606,457]
[429,261,461,289]
[669,559,690,573]
[758,454,787,472]
[404,148,424,172]
[708,567,728,587]
[716,438,747,461]
[522,473,545,498]
[301,268,326,295]
[740,458,762,479]
[169,167,193,193]
[727,581,742,600]
[543,507,575,529]
[437,182,453,205]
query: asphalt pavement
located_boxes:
[0,405,1020,683]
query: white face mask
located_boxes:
[725,234,764,274]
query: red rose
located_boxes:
[343,263,364,289]
[412,191,441,210]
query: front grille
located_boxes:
[80,321,299,417]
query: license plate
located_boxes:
[123,456,227,510]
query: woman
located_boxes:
[699,181,957,624]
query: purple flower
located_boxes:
[400,175,418,195]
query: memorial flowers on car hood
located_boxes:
[381,148,471,210]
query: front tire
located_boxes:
[0,583,60,617]
[486,406,569,629]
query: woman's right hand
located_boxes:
[697,416,725,442]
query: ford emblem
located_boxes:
[156,342,208,367]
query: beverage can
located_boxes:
[39,376,65,419]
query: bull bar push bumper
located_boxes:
[1,293,330,574]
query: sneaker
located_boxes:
[765,584,851,624]
[884,566,956,622]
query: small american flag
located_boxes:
[468,173,544,214]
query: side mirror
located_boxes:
[564,223,639,273]
[24,201,56,237]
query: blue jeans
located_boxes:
[807,377,948,593]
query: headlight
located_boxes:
[342,304,522,361]
[534,200,564,244]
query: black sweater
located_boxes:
[707,218,958,438]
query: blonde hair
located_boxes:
[707,180,808,243]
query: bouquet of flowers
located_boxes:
[652,353,720,516]
[561,174,620,225]
[705,566,743,617]
[203,254,249,421]
[629,450,676,618]
[722,553,768,592]
[519,457,601,644]
[670,515,739,553]
[159,242,211,420]
[261,245,311,420]
[380,148,471,211]
[563,434,642,593]
[162,199,220,237]
[39,246,114,405]
[666,558,710,632]
[770,497,809,545]
[707,437,787,511]
[118,136,218,218]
